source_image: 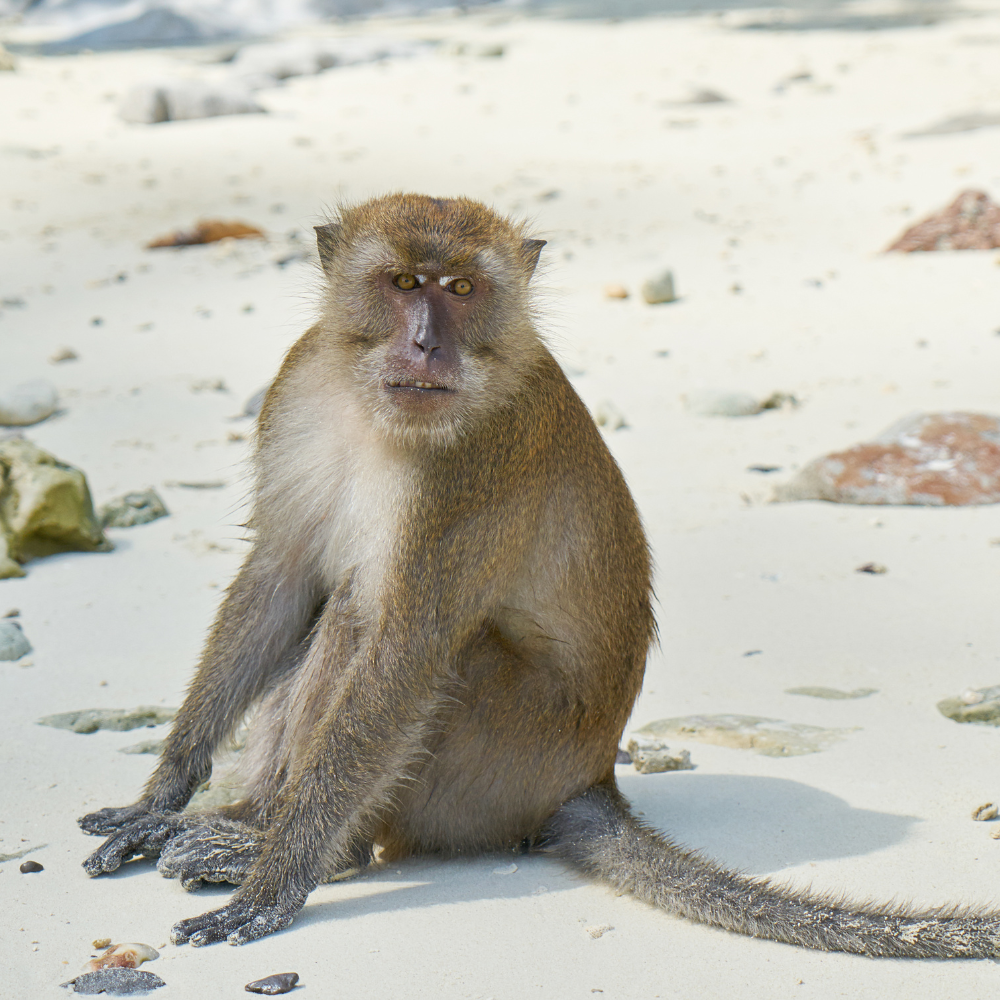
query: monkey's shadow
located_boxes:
[288,774,920,928]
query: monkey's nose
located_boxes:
[412,328,441,355]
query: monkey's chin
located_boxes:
[371,397,464,450]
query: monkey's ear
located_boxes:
[522,239,546,278]
[314,223,343,270]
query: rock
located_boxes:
[887,190,1000,251]
[492,863,518,875]
[972,803,998,822]
[759,391,799,411]
[62,968,165,995]
[37,706,177,734]
[187,778,244,812]
[785,686,877,700]
[584,924,613,939]
[0,620,32,661]
[121,82,263,125]
[905,113,1000,138]
[636,714,857,757]
[0,43,16,71]
[245,972,300,995]
[680,86,730,104]
[86,943,159,973]
[50,347,78,363]
[147,220,264,248]
[774,412,1000,506]
[615,748,631,764]
[0,380,58,426]
[603,284,629,299]
[242,385,270,418]
[0,438,110,577]
[593,400,628,430]
[938,685,1000,725]
[625,735,693,774]
[684,389,761,417]
[856,562,888,574]
[163,479,227,489]
[19,859,43,873]
[119,740,164,755]
[640,270,677,304]
[92,939,112,950]
[39,9,213,55]
[99,489,168,528]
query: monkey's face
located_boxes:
[316,195,546,450]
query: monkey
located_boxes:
[80,194,1000,958]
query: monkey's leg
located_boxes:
[81,556,323,874]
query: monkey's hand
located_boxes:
[80,811,184,877]
[170,886,309,947]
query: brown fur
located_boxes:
[79,195,1000,958]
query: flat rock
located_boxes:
[774,412,1000,505]
[121,81,263,124]
[37,706,177,734]
[245,972,299,995]
[636,714,857,757]
[938,685,1000,725]
[786,686,877,700]
[99,489,169,528]
[625,735,693,773]
[0,379,58,426]
[0,620,32,660]
[62,968,165,995]
[640,269,677,304]
[0,438,110,578]
[887,189,1000,251]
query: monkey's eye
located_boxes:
[449,279,474,297]
[393,274,418,291]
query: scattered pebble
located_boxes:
[19,859,43,873]
[492,863,518,875]
[121,81,263,125]
[593,400,628,430]
[99,489,169,528]
[887,189,1000,251]
[626,735,693,774]
[245,972,300,995]
[640,269,677,304]
[747,465,783,474]
[774,412,1000,505]
[786,686,877,700]
[37,706,177,734]
[147,220,264,249]
[86,943,159,973]
[856,562,888,575]
[0,438,110,578]
[164,479,227,490]
[0,379,59,426]
[972,803,998,822]
[0,620,32,660]
[584,924,613,939]
[759,391,799,411]
[3,608,18,617]
[603,283,629,299]
[62,968,165,995]
[635,714,857,757]
[190,378,228,393]
[92,939,112,950]
[49,347,78,363]
[938,685,1000,725]
[684,389,761,417]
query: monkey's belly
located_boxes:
[374,635,624,858]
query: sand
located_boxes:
[3,5,1000,998]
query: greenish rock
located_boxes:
[37,706,177,734]
[0,620,31,660]
[99,488,169,528]
[186,779,243,812]
[938,685,1000,725]
[119,739,165,755]
[0,438,110,577]
[626,734,693,773]
[786,686,878,700]
[636,713,857,757]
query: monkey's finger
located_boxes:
[170,909,223,946]
[82,815,178,876]
[78,804,145,836]
[227,906,297,946]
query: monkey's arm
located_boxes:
[80,551,319,868]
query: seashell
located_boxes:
[86,942,159,972]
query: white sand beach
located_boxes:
[3,4,1000,997]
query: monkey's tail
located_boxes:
[544,784,1000,958]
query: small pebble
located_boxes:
[603,283,629,299]
[972,803,998,822]
[593,400,628,431]
[20,860,43,873]
[49,347,78,363]
[92,938,112,950]
[245,972,300,995]
[640,269,677,304]
[0,379,59,426]
[99,489,169,529]
[492,863,518,875]
[584,924,613,939]
[856,562,888,575]
[3,607,19,617]
[0,620,32,660]
[615,748,631,764]
[685,389,761,418]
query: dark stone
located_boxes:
[62,968,165,995]
[245,972,300,995]
[19,859,43,873]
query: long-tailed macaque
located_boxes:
[81,195,1000,957]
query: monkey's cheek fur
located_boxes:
[171,896,302,947]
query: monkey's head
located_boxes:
[315,194,546,449]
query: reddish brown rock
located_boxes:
[147,220,264,249]
[774,412,1000,506]
[887,189,1000,251]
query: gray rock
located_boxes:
[640,270,677,304]
[99,489,169,528]
[120,81,263,124]
[625,735,693,774]
[938,685,1000,725]
[0,380,58,427]
[119,740,165,755]
[39,9,214,55]
[37,706,177,734]
[786,686,877,700]
[241,384,270,418]
[685,389,762,417]
[0,620,31,661]
[63,968,165,995]
[636,714,857,757]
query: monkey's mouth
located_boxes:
[385,378,449,392]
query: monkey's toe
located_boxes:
[172,897,299,948]
[81,813,181,876]
[156,818,262,889]
[78,803,149,837]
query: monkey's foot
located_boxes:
[82,812,182,876]
[170,893,306,947]
[156,818,265,891]
[79,802,156,837]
